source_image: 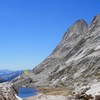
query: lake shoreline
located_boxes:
[18,87,40,98]
[23,93,68,100]
[22,87,72,100]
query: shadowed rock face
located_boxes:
[13,14,100,89]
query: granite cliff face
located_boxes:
[13,14,100,92]
[27,14,100,88]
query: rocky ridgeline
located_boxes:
[13,14,100,99]
[0,82,19,100]
[28,14,100,89]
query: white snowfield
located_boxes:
[15,94,23,100]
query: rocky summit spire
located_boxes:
[86,14,100,34]
[62,19,88,41]
[90,14,100,26]
[91,14,100,22]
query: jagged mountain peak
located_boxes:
[62,19,88,41]
[51,19,88,56]
[86,14,100,36]
[90,14,100,27]
[73,19,87,25]
[91,14,100,22]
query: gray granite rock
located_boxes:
[27,14,100,88]
[0,82,19,100]
[13,14,100,94]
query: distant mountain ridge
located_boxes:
[0,69,13,76]
[0,70,24,83]
[0,69,32,83]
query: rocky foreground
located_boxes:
[0,82,100,100]
[23,82,100,100]
[23,93,68,100]
[0,82,22,100]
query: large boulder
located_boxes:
[0,82,20,100]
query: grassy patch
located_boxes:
[36,87,73,96]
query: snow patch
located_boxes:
[15,94,22,100]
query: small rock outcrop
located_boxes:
[0,82,19,100]
[74,82,100,100]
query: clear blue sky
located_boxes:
[0,0,100,70]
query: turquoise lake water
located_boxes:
[18,87,39,98]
